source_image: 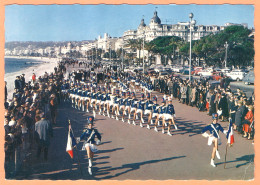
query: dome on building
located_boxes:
[139,18,146,28]
[150,11,161,24]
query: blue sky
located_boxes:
[5,4,254,42]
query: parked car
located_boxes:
[243,70,254,85]
[197,69,213,77]
[226,70,246,81]
[159,71,169,77]
[210,72,225,81]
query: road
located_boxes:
[15,90,254,180]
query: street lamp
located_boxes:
[143,32,145,74]
[189,13,196,81]
[224,41,229,68]
[121,46,124,73]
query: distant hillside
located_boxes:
[5,40,93,50]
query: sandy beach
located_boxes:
[4,56,60,99]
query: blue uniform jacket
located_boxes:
[145,100,154,110]
[202,123,224,138]
[80,128,102,144]
[165,104,175,115]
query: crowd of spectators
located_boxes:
[4,62,65,177]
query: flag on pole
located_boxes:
[66,125,77,158]
[226,119,235,146]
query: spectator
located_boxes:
[242,105,254,139]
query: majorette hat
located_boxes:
[127,91,130,96]
[146,93,151,98]
[87,116,94,124]
[116,90,119,95]
[212,113,218,120]
[131,92,135,97]
[141,93,144,98]
[122,91,126,96]
[153,96,157,101]
[168,96,172,101]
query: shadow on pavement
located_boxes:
[94,155,186,180]
[216,154,254,169]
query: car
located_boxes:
[243,70,254,85]
[159,71,169,77]
[211,72,225,81]
[226,70,246,81]
[197,69,213,77]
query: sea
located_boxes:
[4,57,42,74]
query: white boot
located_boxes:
[88,167,92,175]
[140,123,143,128]
[154,127,158,132]
[122,118,125,122]
[150,120,153,125]
[128,120,131,124]
[174,125,178,130]
[167,131,172,136]
[147,125,150,129]
[210,159,216,167]
[132,121,136,125]
[216,150,221,159]
[162,129,165,134]
[116,116,119,120]
[141,118,144,123]
[93,111,96,118]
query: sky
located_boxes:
[5,4,255,42]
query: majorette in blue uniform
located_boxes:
[201,113,227,167]
[136,93,146,127]
[78,116,102,175]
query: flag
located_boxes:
[66,125,77,158]
[226,119,235,146]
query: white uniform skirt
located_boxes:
[82,142,98,152]
[130,107,137,112]
[144,109,152,115]
[152,113,159,118]
[164,113,173,120]
[136,109,143,114]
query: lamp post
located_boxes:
[121,46,124,73]
[143,32,145,74]
[224,41,228,68]
[189,13,196,81]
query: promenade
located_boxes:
[15,85,254,180]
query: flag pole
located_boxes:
[69,119,83,176]
[224,143,229,169]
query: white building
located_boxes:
[123,10,227,42]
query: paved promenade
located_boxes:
[16,89,254,180]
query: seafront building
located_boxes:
[5,10,251,64]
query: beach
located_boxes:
[4,56,60,100]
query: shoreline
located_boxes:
[4,56,60,100]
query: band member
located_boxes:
[99,87,106,115]
[136,93,146,127]
[85,85,91,113]
[125,91,132,124]
[144,93,153,129]
[95,87,102,114]
[78,116,101,175]
[158,98,167,134]
[108,88,116,118]
[119,92,126,122]
[112,90,120,120]
[163,97,178,136]
[104,86,111,117]
[129,92,138,125]
[90,88,97,117]
[152,96,160,132]
[202,113,227,167]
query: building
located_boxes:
[123,10,227,42]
